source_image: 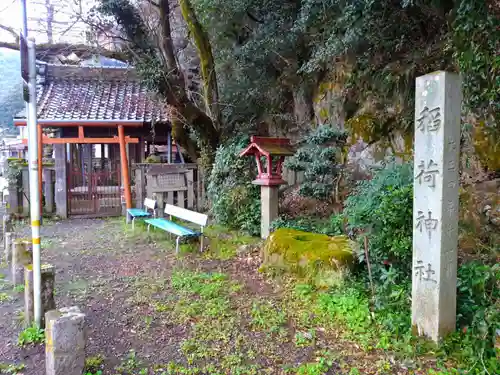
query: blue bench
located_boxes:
[126,198,157,230]
[145,204,208,254]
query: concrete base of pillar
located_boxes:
[260,186,279,239]
[45,307,86,375]
[24,264,56,328]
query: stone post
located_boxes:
[7,183,19,215]
[11,239,32,286]
[412,71,462,342]
[54,144,68,219]
[21,169,30,216]
[3,214,13,249]
[4,232,13,264]
[43,169,54,213]
[260,185,279,239]
[135,167,144,209]
[45,307,86,375]
[24,264,56,328]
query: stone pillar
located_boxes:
[21,169,30,216]
[45,307,86,375]
[4,232,13,264]
[411,71,462,342]
[12,239,32,286]
[135,167,144,208]
[54,144,68,219]
[260,185,279,239]
[7,183,19,215]
[43,169,54,213]
[3,214,13,249]
[24,264,56,328]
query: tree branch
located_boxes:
[158,0,180,70]
[0,24,19,43]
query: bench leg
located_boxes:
[200,235,204,253]
[176,236,181,255]
[126,212,130,224]
[132,217,135,231]
[147,224,151,233]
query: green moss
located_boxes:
[262,229,354,287]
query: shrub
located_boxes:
[441,262,500,373]
[344,162,413,280]
[284,125,347,201]
[207,136,260,235]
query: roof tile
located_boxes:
[16,64,170,123]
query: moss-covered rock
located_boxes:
[261,228,355,287]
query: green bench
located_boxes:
[145,204,208,254]
[126,198,157,230]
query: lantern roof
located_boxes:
[240,136,295,157]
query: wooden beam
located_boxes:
[118,125,133,210]
[78,126,84,139]
[14,120,144,127]
[22,137,139,145]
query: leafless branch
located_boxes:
[0,23,19,43]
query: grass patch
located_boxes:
[250,300,288,336]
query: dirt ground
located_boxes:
[0,218,425,375]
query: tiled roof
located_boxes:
[15,64,170,123]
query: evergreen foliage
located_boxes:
[207,137,261,235]
[285,125,347,201]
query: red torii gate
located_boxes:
[16,119,142,213]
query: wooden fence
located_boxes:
[133,163,204,214]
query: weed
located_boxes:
[287,356,333,375]
[84,354,104,373]
[17,324,44,346]
[114,350,145,374]
[0,362,26,374]
[294,329,315,347]
[152,301,172,313]
[250,300,287,335]
[0,293,11,303]
[13,285,24,293]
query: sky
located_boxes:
[0,0,93,44]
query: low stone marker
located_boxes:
[45,307,86,375]
[24,264,56,328]
[11,239,32,286]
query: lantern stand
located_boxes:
[240,136,295,239]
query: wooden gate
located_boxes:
[67,144,122,216]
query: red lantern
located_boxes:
[240,136,295,186]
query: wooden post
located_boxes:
[167,130,172,164]
[54,144,68,218]
[38,123,43,217]
[118,125,132,209]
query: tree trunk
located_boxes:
[179,0,221,129]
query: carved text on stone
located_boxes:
[417,106,441,133]
[416,210,439,238]
[415,159,439,188]
[414,260,437,283]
